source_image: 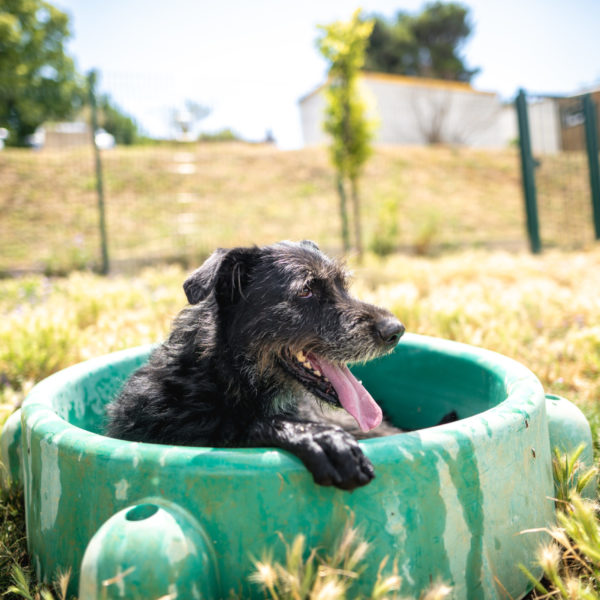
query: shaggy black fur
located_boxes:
[105,241,405,490]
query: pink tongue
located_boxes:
[312,357,383,432]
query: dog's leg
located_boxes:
[245,418,375,491]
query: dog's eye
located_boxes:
[298,284,312,299]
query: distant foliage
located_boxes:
[0,0,85,146]
[98,95,140,145]
[365,1,479,82]
[198,128,241,143]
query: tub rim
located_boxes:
[20,333,545,472]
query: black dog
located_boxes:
[106,241,404,490]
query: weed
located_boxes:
[520,444,599,599]
[249,519,409,600]
[552,444,598,504]
[413,210,441,256]
[369,196,401,257]
[520,494,600,600]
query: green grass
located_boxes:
[2,248,600,420]
[519,446,599,600]
[1,247,600,597]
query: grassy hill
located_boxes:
[1,143,530,273]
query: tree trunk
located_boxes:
[337,174,351,254]
[350,176,363,261]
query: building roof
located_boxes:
[299,71,496,104]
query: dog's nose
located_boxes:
[375,318,405,347]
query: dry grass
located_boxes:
[352,247,600,421]
[2,246,600,426]
[2,142,596,274]
[0,143,531,273]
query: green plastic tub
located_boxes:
[0,333,593,599]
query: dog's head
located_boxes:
[183,241,405,431]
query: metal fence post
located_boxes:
[582,94,600,240]
[515,89,542,254]
[87,70,110,274]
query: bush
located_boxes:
[369,196,400,257]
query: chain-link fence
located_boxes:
[2,74,599,276]
[516,89,600,252]
[1,70,320,275]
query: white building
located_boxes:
[299,72,508,149]
[28,122,116,150]
[497,89,600,156]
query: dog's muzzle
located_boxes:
[279,349,384,432]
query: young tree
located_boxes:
[317,10,376,258]
[0,0,84,145]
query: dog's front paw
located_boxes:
[297,426,375,491]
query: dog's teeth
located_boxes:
[313,369,321,376]
[296,351,306,362]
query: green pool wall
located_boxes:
[0,333,594,599]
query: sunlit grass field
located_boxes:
[0,143,524,273]
[3,247,599,426]
[1,246,600,597]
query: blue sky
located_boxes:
[53,0,600,149]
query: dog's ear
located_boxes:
[183,248,228,304]
[213,247,261,306]
[300,239,320,252]
[183,247,260,305]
